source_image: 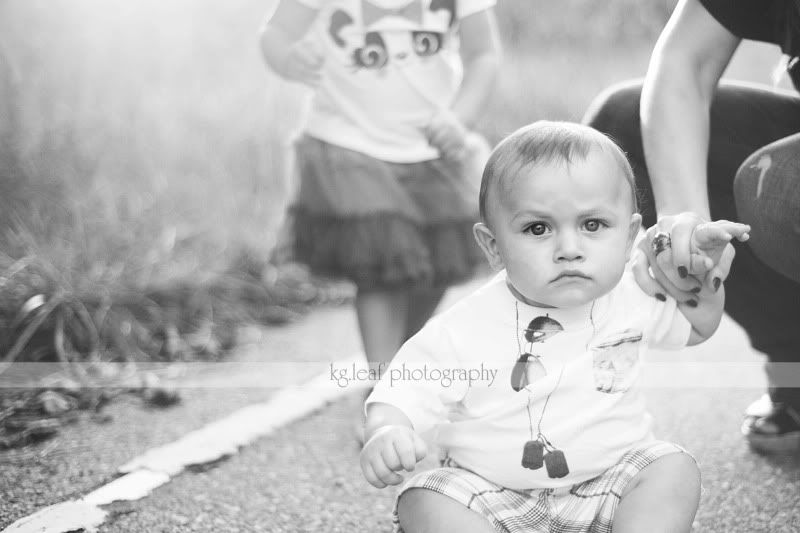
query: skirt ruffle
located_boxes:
[288,135,487,290]
[292,208,484,290]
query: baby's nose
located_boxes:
[557,250,584,262]
[554,234,584,262]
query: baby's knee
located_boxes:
[397,488,494,533]
[614,453,700,533]
[629,452,701,505]
[665,453,701,499]
[397,489,450,533]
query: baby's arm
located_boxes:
[259,0,324,86]
[360,403,427,489]
[424,8,500,159]
[678,220,750,345]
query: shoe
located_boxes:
[742,395,800,454]
[744,393,774,418]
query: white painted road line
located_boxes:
[1,353,363,533]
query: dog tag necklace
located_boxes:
[514,300,569,479]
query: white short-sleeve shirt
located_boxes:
[290,0,495,162]
[367,270,691,489]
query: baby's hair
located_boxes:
[478,121,639,225]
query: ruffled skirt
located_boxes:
[289,135,485,290]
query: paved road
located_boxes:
[102,388,800,533]
[2,280,799,532]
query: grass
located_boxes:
[0,0,784,369]
[0,0,322,367]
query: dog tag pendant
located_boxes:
[511,353,531,392]
[526,355,547,383]
[544,449,569,478]
[511,353,547,391]
[521,440,544,469]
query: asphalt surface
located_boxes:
[2,280,799,532]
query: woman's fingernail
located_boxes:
[678,266,688,278]
[713,277,721,292]
[655,293,666,302]
[686,299,698,308]
[690,286,701,294]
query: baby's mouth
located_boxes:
[552,270,591,282]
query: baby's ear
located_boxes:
[625,213,642,259]
[473,222,504,271]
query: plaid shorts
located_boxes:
[393,441,691,533]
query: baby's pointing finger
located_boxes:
[692,224,732,250]
[717,221,750,241]
[694,221,751,247]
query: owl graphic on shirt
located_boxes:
[325,0,456,72]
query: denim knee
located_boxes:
[734,134,800,283]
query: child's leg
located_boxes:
[357,286,447,365]
[397,489,496,533]
[356,289,410,366]
[612,453,701,533]
[405,287,447,340]
[353,289,410,443]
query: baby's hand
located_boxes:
[281,40,325,87]
[689,220,750,291]
[691,220,751,267]
[359,425,427,489]
[424,109,468,161]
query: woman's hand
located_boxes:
[632,213,749,301]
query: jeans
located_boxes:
[585,80,800,408]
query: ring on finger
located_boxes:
[652,232,672,257]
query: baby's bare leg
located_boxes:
[398,489,496,533]
[612,453,701,533]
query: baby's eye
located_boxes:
[525,223,549,236]
[583,219,605,232]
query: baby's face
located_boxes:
[484,148,640,308]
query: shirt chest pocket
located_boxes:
[589,330,643,394]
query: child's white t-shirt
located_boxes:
[366,270,692,489]
[292,0,495,163]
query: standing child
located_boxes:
[260,0,500,426]
[360,121,750,532]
